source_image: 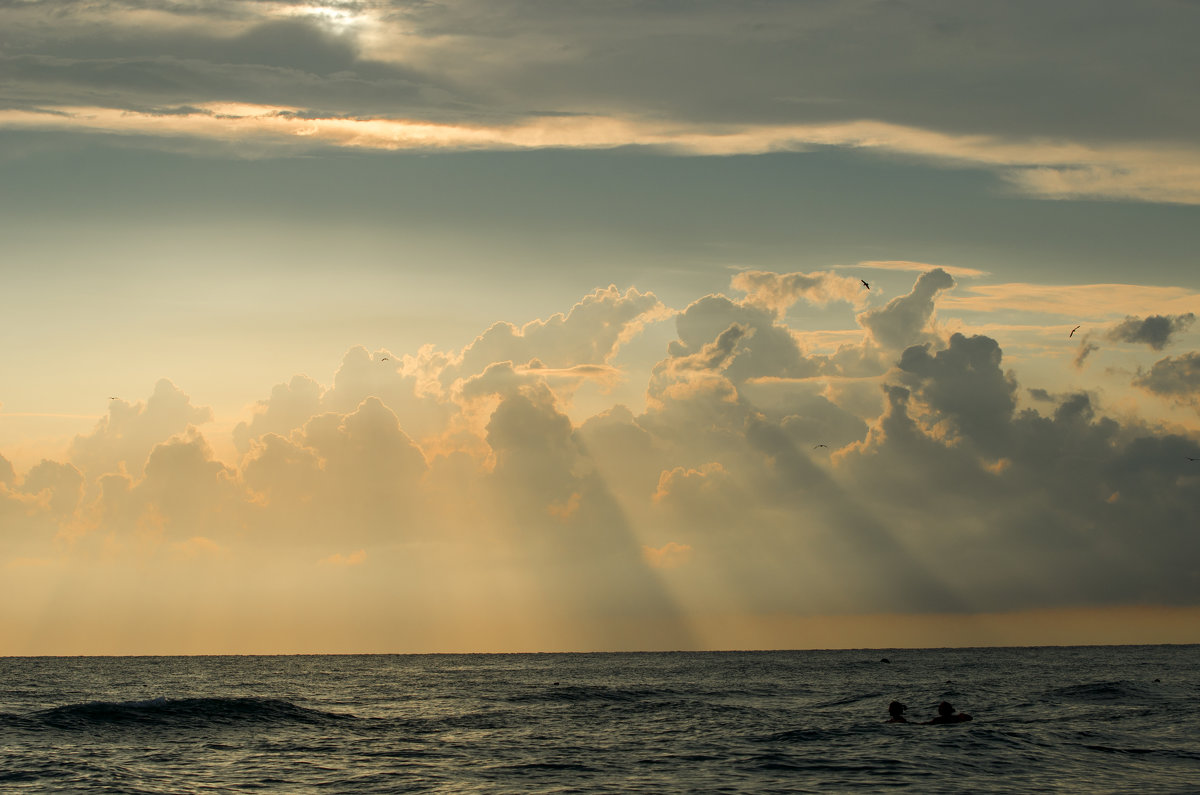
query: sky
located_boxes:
[1,0,1198,654]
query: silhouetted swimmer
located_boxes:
[880,657,890,663]
[886,701,908,723]
[927,701,971,724]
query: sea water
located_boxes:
[1,646,1197,793]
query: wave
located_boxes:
[1044,681,1156,702]
[22,696,356,729]
[509,685,681,703]
[1080,743,1200,761]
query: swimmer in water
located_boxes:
[886,700,908,723]
[927,701,972,724]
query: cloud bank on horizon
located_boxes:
[3,0,1200,203]
[3,270,1199,650]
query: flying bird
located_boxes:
[1188,457,1199,462]
[813,444,829,449]
[381,357,389,362]
[109,396,118,400]
[860,279,870,290]
[1069,325,1081,337]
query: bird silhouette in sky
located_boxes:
[813,444,829,449]
[381,357,389,362]
[1070,325,1081,337]
[109,396,118,400]
[860,279,870,290]
[1188,456,1199,462]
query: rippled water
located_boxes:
[1,646,1196,793]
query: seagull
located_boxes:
[1069,325,1081,337]
[813,444,829,449]
[860,279,870,290]
[109,396,119,400]
[1188,457,1199,462]
[381,357,389,362]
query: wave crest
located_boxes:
[32,696,354,729]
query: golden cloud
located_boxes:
[3,107,1199,203]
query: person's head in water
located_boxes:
[929,701,972,724]
[886,700,908,723]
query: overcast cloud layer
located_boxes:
[4,0,1200,201]
[3,272,1199,650]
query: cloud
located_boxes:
[941,283,1200,319]
[233,374,324,454]
[19,460,84,517]
[642,542,692,570]
[1107,313,1196,350]
[132,429,243,540]
[292,397,428,523]
[897,333,1018,454]
[3,282,1200,649]
[1073,338,1099,370]
[7,105,1200,203]
[843,260,988,279]
[1134,352,1200,405]
[322,549,366,567]
[3,1,1200,203]
[730,269,866,314]
[858,268,956,350]
[841,333,1200,610]
[449,286,665,384]
[69,378,213,480]
[665,292,824,385]
[6,0,1197,141]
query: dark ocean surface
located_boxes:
[1,646,1197,793]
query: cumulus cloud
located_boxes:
[69,378,212,480]
[1134,352,1200,404]
[450,286,665,383]
[19,460,84,518]
[243,397,429,546]
[897,333,1018,454]
[666,293,820,385]
[841,334,1200,609]
[730,270,866,314]
[1107,313,1196,350]
[3,279,1199,650]
[858,268,956,350]
[233,374,324,454]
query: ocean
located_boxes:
[1,646,1196,793]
